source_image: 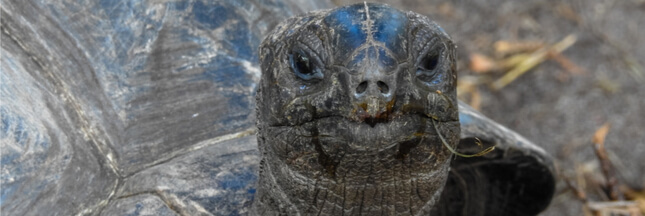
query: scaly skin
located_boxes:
[253,3,459,215]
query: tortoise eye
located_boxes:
[294,52,312,74]
[416,51,443,84]
[290,50,323,80]
[420,51,440,71]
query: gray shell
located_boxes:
[0,0,554,215]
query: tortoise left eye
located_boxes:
[420,51,440,71]
[416,50,443,84]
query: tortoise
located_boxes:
[1,0,554,215]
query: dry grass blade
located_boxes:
[469,53,498,73]
[565,177,588,202]
[548,50,586,75]
[490,34,577,90]
[494,40,544,56]
[432,119,495,158]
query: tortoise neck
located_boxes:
[251,156,451,215]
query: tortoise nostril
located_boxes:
[356,81,368,94]
[377,81,389,94]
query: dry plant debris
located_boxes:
[460,34,585,109]
[465,34,583,90]
[563,123,645,216]
[490,34,578,90]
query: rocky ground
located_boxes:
[333,0,645,215]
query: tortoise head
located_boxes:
[254,3,459,215]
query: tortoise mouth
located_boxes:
[362,116,390,127]
[292,114,450,151]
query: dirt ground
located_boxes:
[331,0,645,215]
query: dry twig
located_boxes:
[592,123,623,201]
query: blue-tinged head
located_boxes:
[258,2,457,126]
[256,3,460,214]
[323,3,408,68]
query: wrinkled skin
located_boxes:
[253,3,459,215]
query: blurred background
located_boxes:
[332,0,645,215]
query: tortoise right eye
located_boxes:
[294,52,312,74]
[289,50,323,80]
